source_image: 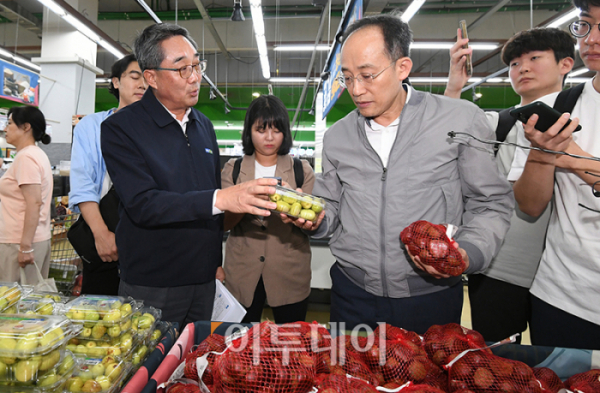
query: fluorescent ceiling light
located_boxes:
[95,78,110,83]
[249,0,269,79]
[566,77,593,83]
[0,47,41,72]
[408,76,506,84]
[401,0,426,22]
[274,45,331,52]
[38,0,67,16]
[410,42,499,50]
[36,0,126,59]
[135,0,162,24]
[269,77,320,83]
[547,8,580,28]
[570,67,590,77]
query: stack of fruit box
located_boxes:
[0,313,82,392]
[17,291,71,316]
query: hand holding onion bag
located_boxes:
[400,221,466,277]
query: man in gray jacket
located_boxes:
[293,13,514,333]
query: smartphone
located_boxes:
[459,20,473,77]
[509,101,582,133]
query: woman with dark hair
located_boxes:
[222,95,315,323]
[0,106,53,284]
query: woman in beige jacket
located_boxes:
[222,95,315,323]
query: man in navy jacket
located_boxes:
[101,23,277,328]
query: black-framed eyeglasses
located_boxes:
[569,20,600,38]
[149,59,207,79]
[578,172,600,213]
[336,61,397,90]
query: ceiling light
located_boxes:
[36,0,127,59]
[0,47,41,72]
[135,0,162,24]
[95,78,110,83]
[566,77,593,83]
[274,45,331,51]
[401,0,426,22]
[231,0,245,21]
[570,68,590,77]
[252,92,260,97]
[547,8,580,28]
[249,0,269,79]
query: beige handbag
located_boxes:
[20,263,58,292]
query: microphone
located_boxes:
[447,130,600,163]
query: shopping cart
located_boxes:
[49,213,81,295]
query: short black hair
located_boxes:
[134,23,198,71]
[8,106,50,145]
[573,0,600,12]
[242,95,292,156]
[342,11,413,60]
[501,28,575,66]
[108,54,137,100]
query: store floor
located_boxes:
[260,286,532,344]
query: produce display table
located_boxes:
[141,321,600,392]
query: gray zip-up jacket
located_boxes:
[312,87,514,298]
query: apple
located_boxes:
[289,202,302,216]
[39,349,61,370]
[311,202,324,214]
[74,344,87,354]
[39,330,58,348]
[299,209,316,221]
[119,319,132,331]
[282,194,297,205]
[14,358,40,382]
[110,301,122,310]
[90,363,105,377]
[58,353,75,375]
[0,337,17,364]
[151,329,162,341]
[36,301,54,315]
[105,362,122,382]
[85,310,100,322]
[102,309,121,323]
[86,341,97,349]
[106,346,121,357]
[38,372,60,387]
[15,333,39,355]
[119,333,133,352]
[95,375,111,390]
[107,326,121,338]
[269,193,282,202]
[120,303,132,317]
[66,376,84,392]
[81,379,102,393]
[81,327,92,338]
[71,308,86,320]
[275,201,291,213]
[91,324,107,339]
[300,197,313,209]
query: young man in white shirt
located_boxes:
[513,0,600,350]
[444,29,575,343]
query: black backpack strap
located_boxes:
[553,83,585,114]
[496,107,517,143]
[293,157,304,189]
[232,157,243,185]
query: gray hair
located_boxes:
[342,11,413,60]
[134,23,198,71]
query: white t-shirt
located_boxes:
[512,79,600,324]
[255,161,276,180]
[483,110,551,288]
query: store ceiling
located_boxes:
[0,0,589,87]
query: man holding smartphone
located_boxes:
[445,28,575,343]
[511,0,600,350]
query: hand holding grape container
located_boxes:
[268,185,325,223]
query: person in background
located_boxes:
[69,54,146,296]
[287,12,514,334]
[101,23,278,328]
[222,95,315,324]
[511,0,600,350]
[0,106,53,283]
[444,28,575,343]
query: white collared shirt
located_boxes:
[364,85,411,167]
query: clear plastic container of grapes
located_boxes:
[268,185,325,223]
[0,282,33,313]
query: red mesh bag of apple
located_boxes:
[532,367,564,393]
[316,374,378,393]
[423,323,491,367]
[361,330,446,391]
[446,349,542,393]
[184,334,226,386]
[398,382,448,393]
[400,220,466,276]
[212,321,316,393]
[564,369,600,392]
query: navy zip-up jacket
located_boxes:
[101,88,223,287]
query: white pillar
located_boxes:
[32,0,103,165]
